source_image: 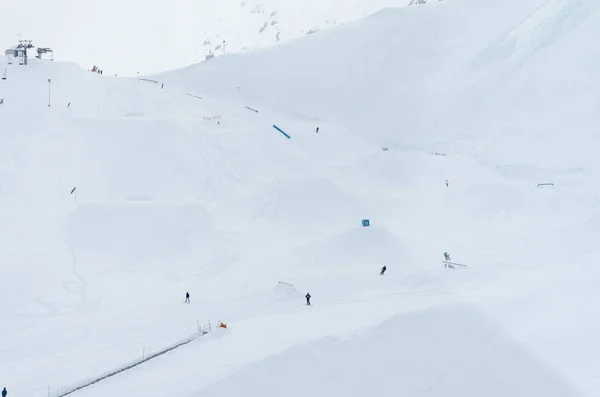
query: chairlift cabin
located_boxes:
[36,47,54,61]
[5,48,16,64]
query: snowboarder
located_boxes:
[316,127,319,133]
[380,265,387,275]
[185,292,190,304]
[444,252,451,261]
[305,293,311,306]
[2,387,7,397]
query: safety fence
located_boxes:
[52,323,212,397]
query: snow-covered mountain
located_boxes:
[194,0,440,61]
[2,0,600,396]
[0,0,437,75]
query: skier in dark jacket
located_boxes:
[185,292,190,304]
[305,293,311,306]
[380,265,387,275]
[2,387,7,397]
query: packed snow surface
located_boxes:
[1,0,600,396]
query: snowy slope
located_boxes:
[164,0,600,170]
[2,0,600,396]
[0,0,431,76]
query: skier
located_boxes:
[316,127,319,133]
[2,387,7,397]
[305,293,311,306]
[380,265,387,275]
[185,292,190,304]
[445,179,449,187]
[161,83,164,89]
[444,252,451,261]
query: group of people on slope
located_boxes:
[305,264,389,306]
[183,256,453,309]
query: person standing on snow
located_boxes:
[444,252,451,261]
[380,265,387,275]
[2,387,7,397]
[305,293,311,306]
[185,292,190,304]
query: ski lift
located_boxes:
[37,47,54,61]
[1,69,7,80]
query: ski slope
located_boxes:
[2,0,600,396]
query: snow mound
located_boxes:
[255,177,364,231]
[272,282,301,301]
[197,305,583,397]
[293,227,402,271]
